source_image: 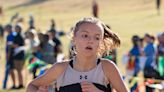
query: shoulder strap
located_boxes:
[69,59,74,68]
[70,58,100,68]
[97,58,101,65]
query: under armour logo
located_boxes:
[80,75,87,80]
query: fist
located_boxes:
[81,81,103,92]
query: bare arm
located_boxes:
[26,62,68,92]
[102,59,129,92]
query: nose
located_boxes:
[87,36,94,44]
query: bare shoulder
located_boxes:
[29,60,71,86]
[50,60,70,73]
[100,58,117,70]
[53,60,70,68]
[42,60,71,80]
[100,58,120,80]
[100,59,129,92]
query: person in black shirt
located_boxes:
[13,24,25,89]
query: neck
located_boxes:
[73,55,97,72]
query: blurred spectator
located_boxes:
[92,0,99,18]
[28,14,35,30]
[157,32,164,56]
[156,0,161,15]
[3,24,16,89]
[128,35,142,92]
[156,32,164,79]
[13,24,25,89]
[24,30,40,60]
[143,33,156,92]
[129,35,141,76]
[49,19,56,32]
[40,34,56,64]
[28,32,44,79]
[10,13,19,23]
[47,30,63,60]
[48,19,65,37]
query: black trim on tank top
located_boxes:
[55,83,111,92]
[97,58,101,65]
[69,58,101,68]
[69,59,74,68]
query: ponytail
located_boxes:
[97,23,121,57]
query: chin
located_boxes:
[82,52,95,57]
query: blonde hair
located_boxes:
[72,17,121,57]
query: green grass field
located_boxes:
[0,0,164,91]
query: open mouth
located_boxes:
[85,46,93,50]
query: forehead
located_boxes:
[77,22,103,34]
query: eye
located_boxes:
[95,37,100,40]
[95,35,100,40]
[82,34,88,38]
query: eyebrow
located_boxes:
[80,30,101,36]
[80,30,89,33]
[95,34,101,36]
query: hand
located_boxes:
[36,86,48,92]
[81,81,103,92]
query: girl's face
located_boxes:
[73,23,104,57]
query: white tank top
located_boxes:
[56,58,109,90]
